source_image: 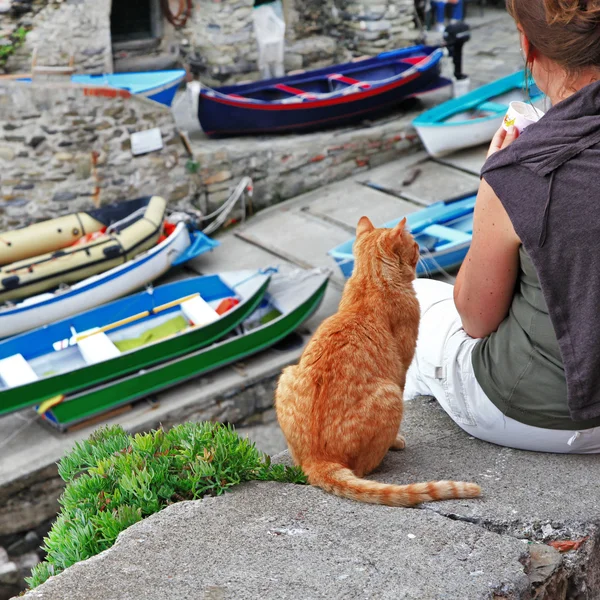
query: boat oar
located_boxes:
[74,293,200,342]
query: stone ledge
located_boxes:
[18,398,600,599]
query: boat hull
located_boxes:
[198,46,446,137]
[413,70,546,157]
[0,224,218,338]
[40,269,330,430]
[4,70,187,107]
[0,271,270,416]
[71,70,187,107]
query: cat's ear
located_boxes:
[356,216,375,237]
[392,217,407,234]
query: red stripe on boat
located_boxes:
[273,83,317,98]
[329,74,371,89]
[206,72,420,111]
[400,55,427,65]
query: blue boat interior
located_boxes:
[214,46,439,101]
[329,195,476,277]
[0,275,240,387]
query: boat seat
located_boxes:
[77,331,121,365]
[273,83,317,99]
[328,74,371,89]
[0,353,39,388]
[181,296,220,328]
[420,224,472,244]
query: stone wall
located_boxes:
[191,110,421,215]
[336,0,421,54]
[186,0,418,86]
[3,0,112,74]
[0,82,196,231]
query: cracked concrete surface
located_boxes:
[20,398,600,600]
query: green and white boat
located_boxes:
[38,268,330,430]
[0,270,272,417]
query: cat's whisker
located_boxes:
[419,247,457,283]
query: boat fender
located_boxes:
[102,245,123,259]
[2,275,20,290]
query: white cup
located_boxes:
[502,101,545,133]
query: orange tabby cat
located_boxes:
[275,216,481,507]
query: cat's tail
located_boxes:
[303,461,481,507]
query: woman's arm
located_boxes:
[454,178,521,338]
[453,122,525,339]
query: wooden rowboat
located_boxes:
[412,70,546,158]
[195,45,450,137]
[328,192,476,279]
[37,268,329,431]
[0,269,271,417]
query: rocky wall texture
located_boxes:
[336,0,421,54]
[4,0,112,74]
[0,82,196,231]
[188,108,420,215]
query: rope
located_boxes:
[200,177,253,236]
[161,0,193,28]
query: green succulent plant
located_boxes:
[27,422,304,589]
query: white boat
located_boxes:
[412,71,546,158]
[0,223,218,338]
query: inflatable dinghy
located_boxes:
[0,196,167,302]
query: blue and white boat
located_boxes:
[0,223,218,338]
[412,70,545,157]
[328,192,476,280]
[72,70,187,107]
[2,70,187,107]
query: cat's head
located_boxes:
[353,216,420,279]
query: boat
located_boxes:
[71,70,187,107]
[412,70,546,157]
[37,268,330,431]
[0,221,219,338]
[194,45,450,137]
[328,192,476,279]
[0,196,167,303]
[0,70,187,107]
[0,270,271,417]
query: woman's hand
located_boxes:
[487,125,519,158]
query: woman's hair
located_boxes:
[506,0,600,78]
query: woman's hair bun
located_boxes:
[543,0,600,26]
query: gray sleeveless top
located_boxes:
[472,247,600,430]
[472,79,600,424]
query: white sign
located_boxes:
[130,128,164,156]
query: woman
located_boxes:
[404,0,600,452]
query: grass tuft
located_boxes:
[26,422,304,589]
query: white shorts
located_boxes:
[404,279,600,454]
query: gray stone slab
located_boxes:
[22,483,530,600]
[235,211,350,288]
[434,144,489,177]
[361,155,480,206]
[298,179,421,232]
[186,230,293,275]
[393,399,600,534]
